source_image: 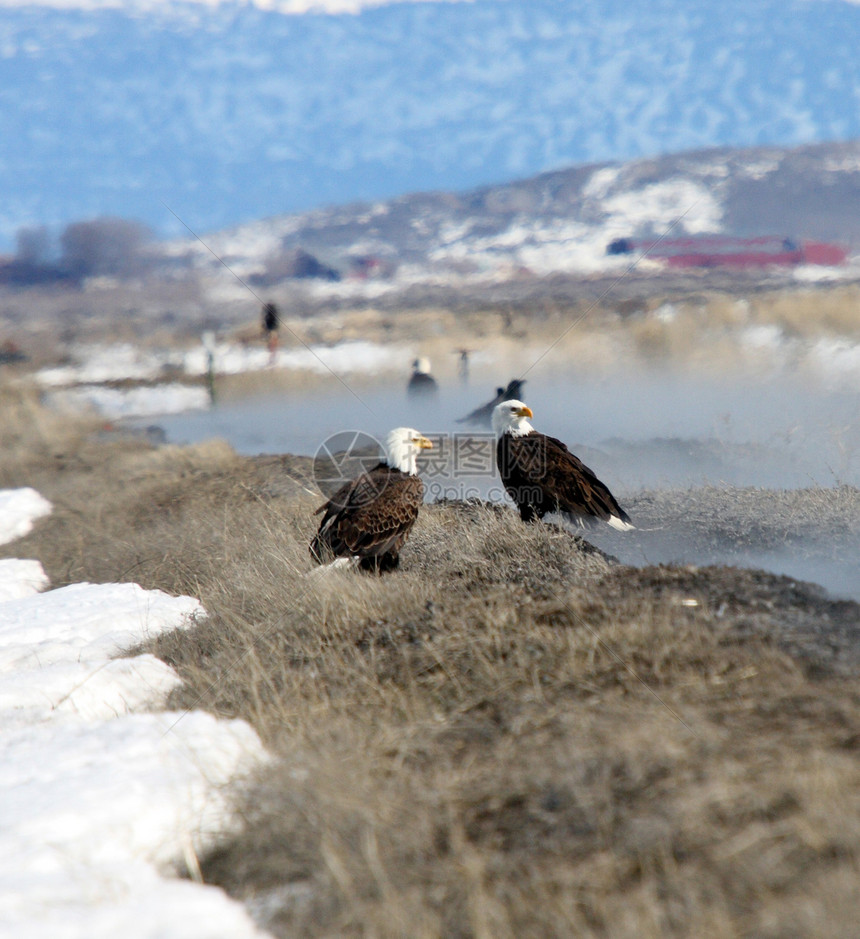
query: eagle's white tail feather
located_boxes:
[306,556,360,578]
[607,515,635,532]
[555,510,634,532]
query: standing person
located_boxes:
[262,302,280,363]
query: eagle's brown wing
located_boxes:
[540,434,631,526]
[498,433,630,527]
[310,467,424,565]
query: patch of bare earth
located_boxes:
[3,388,860,937]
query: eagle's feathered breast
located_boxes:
[310,463,424,570]
[497,431,631,528]
[407,372,438,398]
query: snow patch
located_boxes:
[45,383,211,419]
[792,263,851,283]
[602,179,723,235]
[0,558,49,601]
[0,488,53,545]
[34,338,408,419]
[822,153,860,174]
[742,324,786,351]
[0,489,269,937]
[37,344,169,386]
[0,711,267,938]
[738,156,783,180]
[582,165,622,199]
[37,340,407,391]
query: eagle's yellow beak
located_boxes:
[516,405,534,418]
[413,435,434,450]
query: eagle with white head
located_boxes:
[310,427,433,572]
[492,400,633,531]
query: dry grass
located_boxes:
[3,383,860,936]
[752,285,860,340]
[214,364,400,403]
[0,380,103,484]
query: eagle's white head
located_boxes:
[384,427,433,475]
[491,400,535,439]
[412,356,432,375]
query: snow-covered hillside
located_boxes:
[2,0,860,249]
[175,141,860,288]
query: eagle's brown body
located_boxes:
[310,463,424,572]
[497,431,632,529]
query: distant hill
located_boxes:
[3,0,860,248]
[183,140,860,287]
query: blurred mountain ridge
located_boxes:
[184,140,860,284]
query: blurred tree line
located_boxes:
[1,217,159,286]
[1,216,347,289]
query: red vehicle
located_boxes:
[606,235,847,268]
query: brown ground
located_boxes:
[3,383,860,937]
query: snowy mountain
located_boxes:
[179,140,860,288]
[2,0,860,250]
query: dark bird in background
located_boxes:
[456,379,527,427]
[492,400,633,531]
[407,356,439,399]
[310,427,433,572]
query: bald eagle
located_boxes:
[310,427,433,571]
[407,357,439,399]
[493,400,633,531]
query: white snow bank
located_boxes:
[182,338,409,377]
[601,178,724,235]
[0,581,205,718]
[0,488,53,545]
[36,344,169,387]
[0,489,269,938]
[45,383,211,419]
[427,178,723,277]
[0,558,49,602]
[0,711,267,939]
[34,338,410,418]
[34,335,408,418]
[36,339,408,397]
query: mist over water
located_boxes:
[147,363,860,600]
[152,365,860,490]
